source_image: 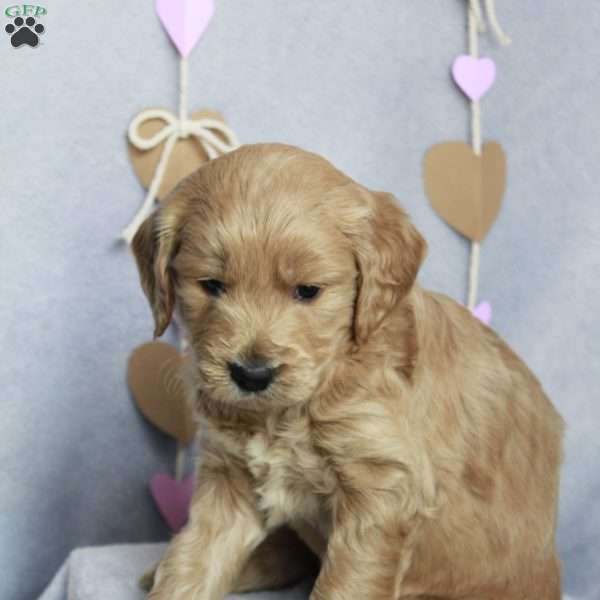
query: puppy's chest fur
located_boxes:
[243,410,336,533]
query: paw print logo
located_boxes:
[5,16,45,48]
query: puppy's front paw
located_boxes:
[145,560,203,600]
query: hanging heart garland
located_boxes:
[422,0,511,323]
[123,0,239,533]
[121,0,239,244]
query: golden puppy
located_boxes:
[132,143,564,600]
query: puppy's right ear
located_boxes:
[130,207,181,339]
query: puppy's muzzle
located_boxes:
[228,359,276,393]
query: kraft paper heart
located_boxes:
[452,55,496,101]
[127,341,196,444]
[423,141,506,241]
[156,0,215,57]
[150,472,195,532]
[471,301,492,325]
[127,108,226,201]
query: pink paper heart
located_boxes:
[150,473,195,532]
[452,55,496,101]
[471,301,492,325]
[155,0,215,57]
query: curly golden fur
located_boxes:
[132,143,564,600]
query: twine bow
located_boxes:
[121,108,240,244]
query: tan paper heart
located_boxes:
[127,108,226,201]
[423,141,506,241]
[127,341,196,444]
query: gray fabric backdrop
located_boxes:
[1,1,599,599]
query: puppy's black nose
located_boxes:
[228,359,275,392]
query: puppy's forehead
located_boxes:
[215,144,347,212]
[176,145,355,279]
[183,146,347,243]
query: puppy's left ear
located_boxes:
[334,187,427,346]
[130,203,184,339]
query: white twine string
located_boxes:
[179,57,189,122]
[483,0,511,46]
[175,443,186,482]
[470,0,512,46]
[467,0,481,311]
[471,0,486,33]
[121,57,241,244]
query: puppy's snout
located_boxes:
[228,358,276,393]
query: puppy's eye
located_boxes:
[198,278,225,297]
[294,284,321,302]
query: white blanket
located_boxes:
[38,544,314,600]
[38,543,583,600]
